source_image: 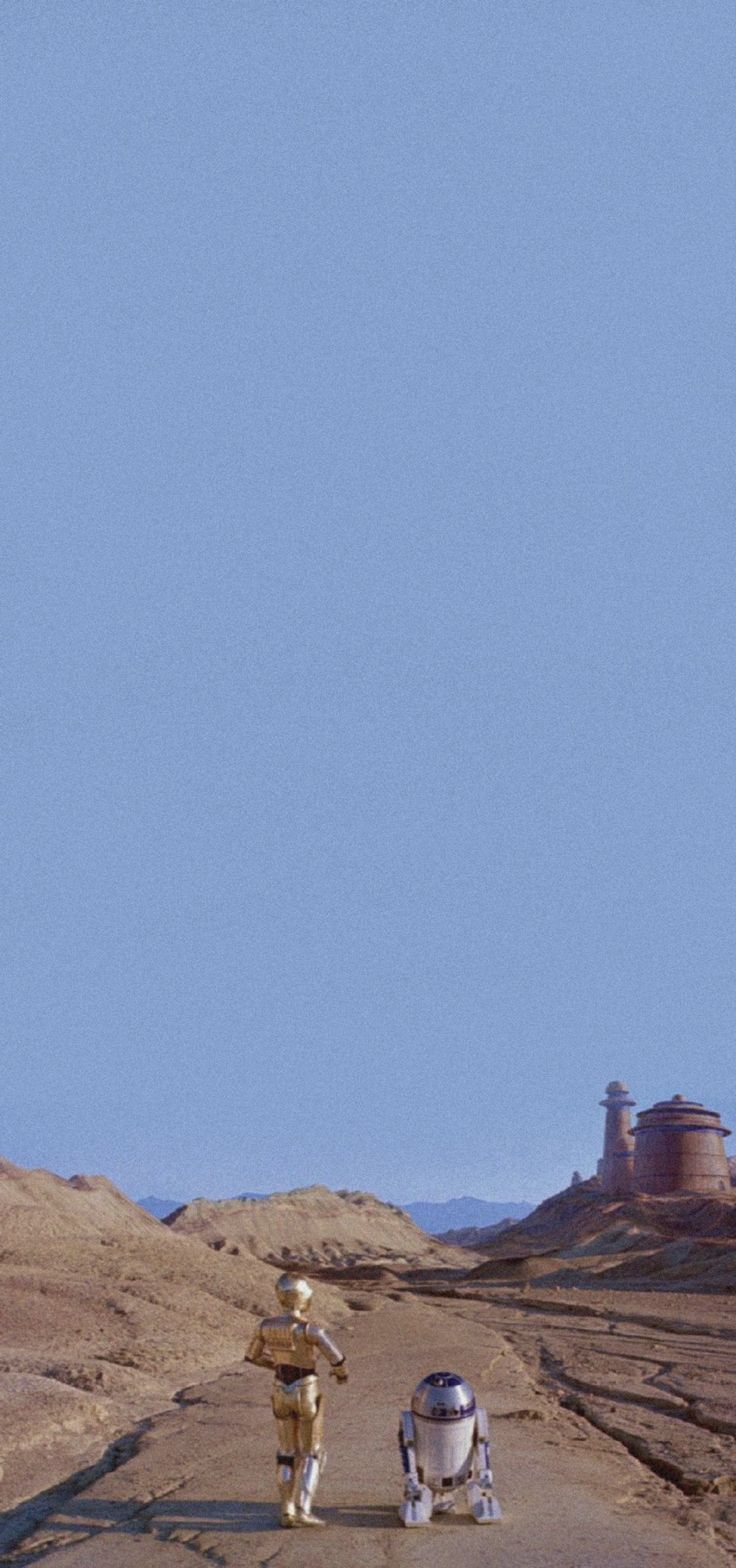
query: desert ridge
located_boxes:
[165,1183,472,1269]
[0,1158,176,1244]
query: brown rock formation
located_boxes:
[464,1179,736,1289]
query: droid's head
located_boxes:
[410,1371,476,1422]
[275,1273,313,1316]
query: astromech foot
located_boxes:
[399,1482,434,1527]
[466,1478,502,1523]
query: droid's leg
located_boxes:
[294,1379,326,1526]
[271,1387,299,1526]
[398,1411,433,1527]
[276,1450,298,1526]
[274,1431,299,1525]
[465,1407,502,1523]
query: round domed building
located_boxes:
[632,1094,731,1195]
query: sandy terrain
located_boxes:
[3,1164,735,1564]
[415,1280,736,1556]
[2,1290,731,1567]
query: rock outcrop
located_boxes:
[465,1179,736,1289]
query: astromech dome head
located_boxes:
[410,1372,476,1422]
[275,1273,314,1314]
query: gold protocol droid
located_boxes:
[246,1273,348,1527]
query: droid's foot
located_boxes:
[466,1482,502,1524]
[399,1484,433,1527]
[277,1454,297,1527]
[294,1509,326,1526]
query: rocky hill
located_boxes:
[467,1179,736,1289]
[166,1184,470,1269]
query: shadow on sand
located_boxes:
[20,1495,413,1548]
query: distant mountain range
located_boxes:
[401,1197,533,1233]
[136,1192,532,1232]
[137,1196,186,1220]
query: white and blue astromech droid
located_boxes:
[398,1372,502,1526]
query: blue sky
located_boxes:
[2,2,735,1204]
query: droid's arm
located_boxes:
[244,1323,274,1369]
[305,1322,348,1380]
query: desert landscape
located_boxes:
[1,1160,735,1566]
[6,2,734,1562]
[6,0,735,1560]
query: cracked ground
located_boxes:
[1,1291,733,1567]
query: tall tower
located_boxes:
[600,1081,635,1195]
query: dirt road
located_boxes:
[1,1294,729,1567]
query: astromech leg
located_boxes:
[465,1407,502,1523]
[398,1411,433,1526]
